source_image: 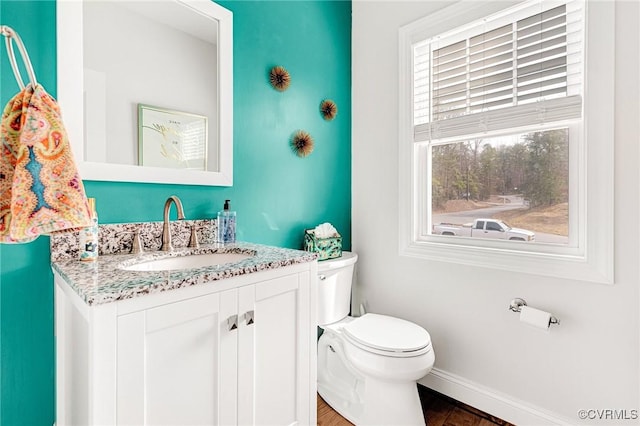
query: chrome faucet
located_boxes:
[161,196,185,251]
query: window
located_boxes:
[398,0,614,283]
[486,222,502,232]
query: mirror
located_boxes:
[57,0,233,186]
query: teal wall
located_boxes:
[0,1,351,424]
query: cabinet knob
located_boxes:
[227,315,238,331]
[245,310,255,326]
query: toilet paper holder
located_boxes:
[509,298,560,326]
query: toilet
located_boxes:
[316,252,435,425]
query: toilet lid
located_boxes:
[342,313,431,354]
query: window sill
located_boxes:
[399,237,612,284]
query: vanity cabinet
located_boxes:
[54,263,317,425]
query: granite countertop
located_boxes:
[52,242,317,306]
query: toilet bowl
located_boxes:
[316,252,435,425]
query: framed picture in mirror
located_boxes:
[138,104,208,171]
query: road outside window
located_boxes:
[430,128,569,245]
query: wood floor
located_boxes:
[317,385,515,426]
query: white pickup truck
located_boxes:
[433,218,535,242]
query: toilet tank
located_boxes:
[317,252,358,326]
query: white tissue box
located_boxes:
[304,229,342,261]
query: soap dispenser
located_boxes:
[217,199,236,243]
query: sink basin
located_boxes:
[121,252,253,272]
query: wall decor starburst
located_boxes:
[290,130,314,157]
[320,99,337,121]
[269,66,291,91]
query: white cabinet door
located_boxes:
[116,290,239,425]
[237,272,311,426]
[114,270,312,425]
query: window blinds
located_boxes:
[413,0,583,143]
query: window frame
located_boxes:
[398,0,614,284]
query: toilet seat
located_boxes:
[342,314,432,358]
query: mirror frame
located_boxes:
[57,0,233,186]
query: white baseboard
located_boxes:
[419,368,575,426]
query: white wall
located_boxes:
[352,1,639,424]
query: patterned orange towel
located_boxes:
[0,84,92,243]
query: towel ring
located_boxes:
[1,25,38,89]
